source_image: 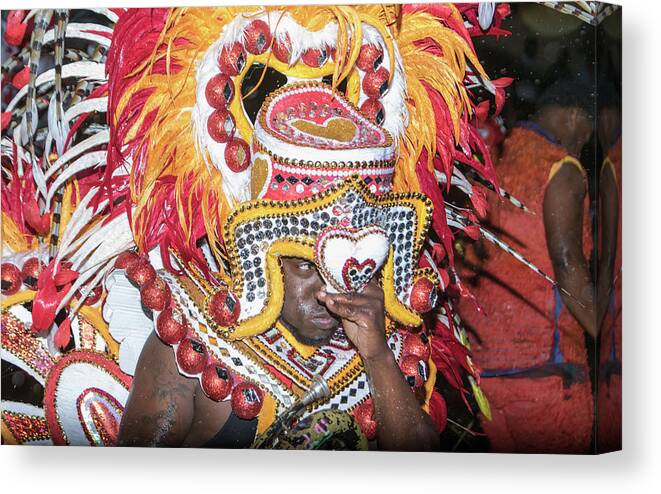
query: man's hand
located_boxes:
[317,279,439,451]
[316,280,389,362]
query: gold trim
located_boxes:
[1,419,19,445]
[275,320,316,359]
[78,307,119,358]
[256,391,277,435]
[202,240,314,339]
[221,177,432,337]
[547,155,586,183]
[422,357,437,414]
[254,139,395,170]
[1,290,36,309]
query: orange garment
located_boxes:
[597,137,622,452]
[459,127,594,453]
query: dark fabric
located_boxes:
[202,412,257,449]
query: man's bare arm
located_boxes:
[117,331,196,447]
[543,162,599,337]
[319,284,439,451]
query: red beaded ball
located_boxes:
[201,364,233,401]
[21,257,43,289]
[301,48,328,68]
[399,355,429,388]
[126,258,156,287]
[156,307,188,345]
[360,98,385,125]
[176,338,208,375]
[402,331,431,361]
[1,263,22,295]
[231,381,263,420]
[352,399,377,441]
[207,108,236,143]
[218,43,247,76]
[356,43,384,72]
[141,277,171,311]
[205,74,234,109]
[243,20,271,55]
[114,251,139,270]
[362,67,390,99]
[208,289,241,327]
[410,277,438,313]
[272,34,292,64]
[224,137,251,173]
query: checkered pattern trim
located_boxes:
[161,271,295,411]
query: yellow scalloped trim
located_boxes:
[422,357,437,413]
[1,290,36,309]
[1,420,19,445]
[275,320,316,359]
[222,177,431,338]
[223,240,314,339]
[547,155,586,183]
[256,391,277,435]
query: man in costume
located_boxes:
[116,81,444,449]
[1,4,519,449]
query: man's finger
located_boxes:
[324,296,366,322]
[323,292,373,308]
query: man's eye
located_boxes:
[298,261,314,271]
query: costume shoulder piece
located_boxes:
[1,4,560,447]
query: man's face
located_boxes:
[279,257,340,346]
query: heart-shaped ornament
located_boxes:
[314,225,390,293]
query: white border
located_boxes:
[2,2,660,494]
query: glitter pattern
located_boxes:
[1,310,54,379]
[2,411,51,443]
[77,387,123,446]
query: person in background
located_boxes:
[459,80,606,453]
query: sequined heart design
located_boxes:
[342,257,377,293]
[314,225,389,293]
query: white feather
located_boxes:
[88,8,120,23]
[11,126,26,177]
[45,130,109,180]
[47,92,70,156]
[46,151,106,206]
[19,99,39,142]
[55,186,103,261]
[478,3,496,31]
[43,97,108,164]
[58,258,115,314]
[42,23,113,48]
[67,214,133,268]
[7,61,107,112]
